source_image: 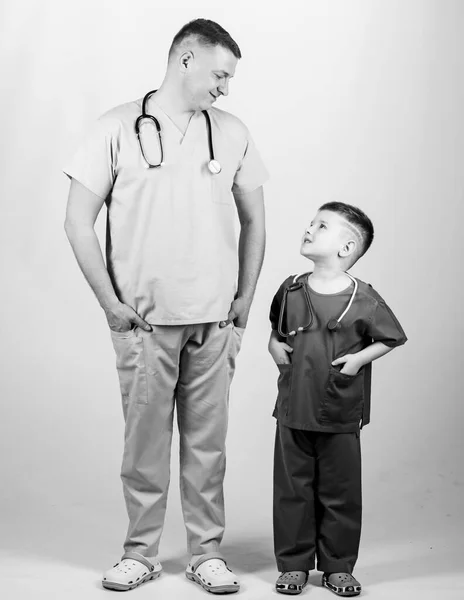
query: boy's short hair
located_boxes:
[169,19,242,59]
[319,201,374,262]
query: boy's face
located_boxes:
[300,210,354,261]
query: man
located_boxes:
[64,19,268,594]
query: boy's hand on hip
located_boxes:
[332,354,361,376]
[268,337,293,365]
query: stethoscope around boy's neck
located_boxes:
[277,272,358,338]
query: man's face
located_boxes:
[183,45,238,110]
[300,210,353,260]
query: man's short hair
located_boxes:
[319,201,374,259]
[169,19,241,59]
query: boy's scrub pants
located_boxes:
[110,322,243,559]
[273,423,362,574]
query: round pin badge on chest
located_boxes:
[208,159,222,175]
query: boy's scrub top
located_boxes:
[270,274,407,433]
[63,96,269,325]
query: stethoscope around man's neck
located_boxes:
[277,272,358,338]
[135,89,222,174]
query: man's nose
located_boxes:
[218,81,229,97]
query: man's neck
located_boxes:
[152,80,195,119]
[148,81,196,135]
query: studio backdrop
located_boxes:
[1,0,463,595]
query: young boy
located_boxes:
[268,202,407,596]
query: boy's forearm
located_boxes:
[269,329,279,342]
[268,329,280,349]
[352,342,393,368]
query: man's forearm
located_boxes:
[236,219,266,301]
[65,223,120,312]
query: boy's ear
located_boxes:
[339,239,356,258]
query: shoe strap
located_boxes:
[121,552,155,572]
[191,552,226,572]
[324,573,360,586]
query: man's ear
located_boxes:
[179,51,194,73]
[339,239,356,258]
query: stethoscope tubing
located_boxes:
[202,109,215,165]
[337,273,358,322]
[277,272,358,338]
[136,90,218,170]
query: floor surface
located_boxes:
[3,528,463,600]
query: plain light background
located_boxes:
[1,1,463,598]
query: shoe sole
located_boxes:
[275,580,307,595]
[275,586,305,595]
[186,572,240,594]
[322,578,361,597]
[102,570,161,591]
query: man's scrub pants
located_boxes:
[273,423,362,574]
[110,322,243,559]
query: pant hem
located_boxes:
[317,563,356,574]
[188,544,221,556]
[121,550,160,564]
[277,561,315,572]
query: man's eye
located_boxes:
[320,224,326,229]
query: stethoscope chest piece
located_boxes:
[208,159,222,175]
[327,319,342,332]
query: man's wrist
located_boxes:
[101,297,122,313]
[236,291,254,304]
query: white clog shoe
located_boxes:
[186,552,240,594]
[102,551,162,591]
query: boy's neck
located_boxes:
[308,264,352,293]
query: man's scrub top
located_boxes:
[269,273,407,433]
[64,96,269,325]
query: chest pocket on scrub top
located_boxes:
[320,366,365,424]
